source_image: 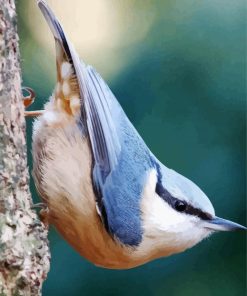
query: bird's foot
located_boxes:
[32,202,50,228]
[22,86,44,117]
[25,110,44,117]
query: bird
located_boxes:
[29,0,246,269]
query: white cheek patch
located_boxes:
[61,62,73,79]
[141,169,196,232]
[146,193,190,232]
[136,169,212,260]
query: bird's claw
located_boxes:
[22,86,36,108]
[31,202,47,209]
[22,86,44,117]
[32,203,50,228]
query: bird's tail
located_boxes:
[37,0,122,174]
[37,0,72,62]
[38,0,83,116]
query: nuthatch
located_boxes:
[29,0,246,269]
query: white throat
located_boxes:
[135,169,212,260]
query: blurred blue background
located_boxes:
[17,0,246,295]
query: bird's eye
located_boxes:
[175,200,187,212]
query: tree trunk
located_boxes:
[0,1,50,295]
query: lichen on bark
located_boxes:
[0,1,50,295]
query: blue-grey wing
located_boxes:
[78,66,154,245]
[79,65,121,187]
[79,64,156,246]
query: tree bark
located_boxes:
[0,1,50,295]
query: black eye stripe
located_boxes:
[185,204,212,220]
[155,180,212,221]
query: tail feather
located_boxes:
[38,0,81,116]
[38,0,72,61]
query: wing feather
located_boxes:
[84,66,121,182]
[38,0,121,185]
[38,0,149,246]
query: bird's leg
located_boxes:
[32,202,50,228]
[31,202,47,210]
[39,207,50,229]
[22,86,44,117]
[25,110,44,117]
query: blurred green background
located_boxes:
[17,0,246,295]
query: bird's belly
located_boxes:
[32,118,146,269]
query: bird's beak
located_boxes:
[204,216,247,231]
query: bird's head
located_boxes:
[138,161,246,259]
